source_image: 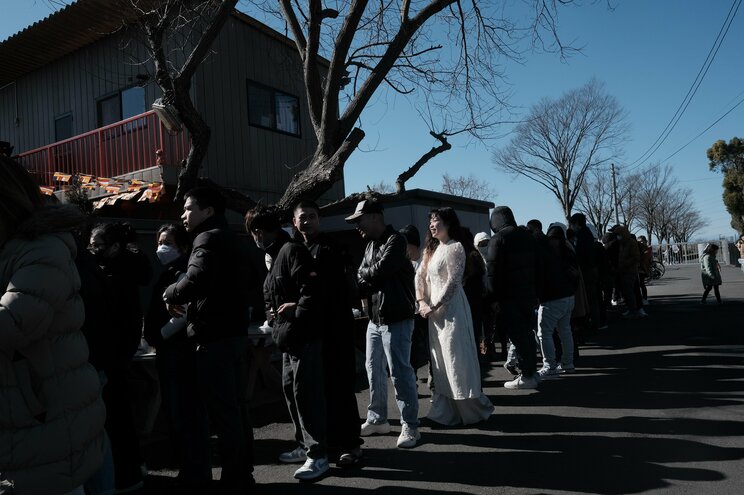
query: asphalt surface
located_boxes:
[144,263,744,494]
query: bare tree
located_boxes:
[616,170,643,230]
[635,163,677,243]
[43,0,578,214]
[367,180,395,194]
[575,168,614,237]
[440,173,496,202]
[493,78,628,223]
[269,0,578,214]
[670,203,704,243]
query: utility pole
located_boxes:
[611,163,620,225]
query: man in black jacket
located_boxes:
[247,205,329,481]
[346,199,420,449]
[164,187,254,495]
[293,200,363,467]
[486,206,540,390]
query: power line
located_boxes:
[657,93,744,163]
[626,0,741,171]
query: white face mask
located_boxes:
[156,244,181,266]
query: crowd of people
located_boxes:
[2,154,707,494]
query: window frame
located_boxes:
[96,86,146,128]
[246,79,301,138]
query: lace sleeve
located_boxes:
[432,242,465,308]
[415,256,429,304]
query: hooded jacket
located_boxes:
[164,214,253,345]
[0,205,105,495]
[486,206,539,304]
[613,226,640,274]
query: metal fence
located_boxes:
[651,240,735,266]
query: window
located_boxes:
[97,86,146,127]
[54,113,74,141]
[247,81,300,136]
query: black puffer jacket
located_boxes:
[164,215,252,344]
[486,207,538,304]
[357,225,415,325]
[263,236,318,355]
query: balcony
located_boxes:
[15,110,190,187]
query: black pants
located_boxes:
[703,285,721,303]
[323,328,362,458]
[197,336,254,494]
[156,340,210,484]
[497,302,537,377]
[102,363,143,489]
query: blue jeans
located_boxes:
[365,319,419,428]
[537,296,575,369]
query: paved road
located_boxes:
[145,263,744,494]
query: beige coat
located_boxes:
[0,205,105,495]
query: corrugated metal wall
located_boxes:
[0,16,344,203]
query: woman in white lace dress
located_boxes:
[416,208,494,425]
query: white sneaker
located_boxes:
[557,364,575,374]
[278,445,307,463]
[396,424,421,448]
[638,308,648,317]
[642,299,649,305]
[504,374,539,390]
[360,421,391,437]
[537,367,561,379]
[293,456,329,480]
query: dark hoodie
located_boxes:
[486,206,539,303]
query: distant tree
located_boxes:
[670,204,704,243]
[616,170,643,230]
[440,173,496,202]
[707,137,744,233]
[367,181,395,194]
[493,79,628,223]
[576,168,614,237]
[635,163,676,243]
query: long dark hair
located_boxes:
[422,208,464,275]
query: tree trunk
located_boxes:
[277,127,365,216]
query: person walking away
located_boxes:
[416,208,493,425]
[164,187,255,494]
[701,243,723,304]
[247,205,329,480]
[88,222,152,493]
[144,224,210,493]
[0,157,105,495]
[293,200,364,468]
[486,206,540,390]
[569,214,600,332]
[346,199,421,448]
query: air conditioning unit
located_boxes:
[152,98,182,132]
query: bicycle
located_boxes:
[648,259,665,281]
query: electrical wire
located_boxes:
[626,0,741,171]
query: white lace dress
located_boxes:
[416,240,493,425]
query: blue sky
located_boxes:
[2,1,742,241]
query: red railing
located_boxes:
[16,110,190,186]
